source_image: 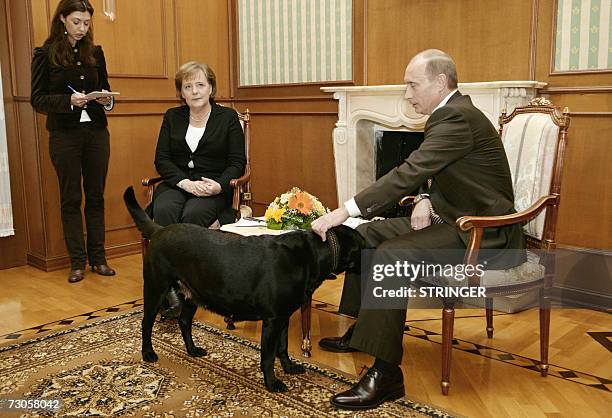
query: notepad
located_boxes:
[85,91,120,100]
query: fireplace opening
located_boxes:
[375,130,425,218]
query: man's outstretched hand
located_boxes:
[311,207,350,241]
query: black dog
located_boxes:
[123,187,364,392]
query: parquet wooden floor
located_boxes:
[1,254,610,417]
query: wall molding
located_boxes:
[551,285,612,311]
[26,241,141,272]
[172,0,180,73]
[248,111,338,116]
[566,112,612,117]
[109,74,170,79]
[557,244,612,257]
[231,95,333,102]
[14,96,234,103]
[107,112,166,117]
[529,0,539,81]
[237,80,355,90]
[550,69,612,76]
[540,86,612,93]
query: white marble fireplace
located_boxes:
[321,81,546,207]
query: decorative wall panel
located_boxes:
[554,0,611,71]
[238,0,352,86]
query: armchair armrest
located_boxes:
[457,194,559,286]
[229,166,251,188]
[398,195,416,206]
[456,194,559,231]
[141,176,164,206]
[229,166,252,212]
[141,176,164,187]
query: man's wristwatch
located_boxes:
[413,193,430,205]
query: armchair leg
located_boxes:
[300,298,312,358]
[441,306,455,395]
[485,297,494,338]
[539,288,551,377]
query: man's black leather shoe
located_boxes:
[331,367,405,410]
[318,324,359,353]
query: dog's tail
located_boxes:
[123,186,162,239]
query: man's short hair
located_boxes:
[415,49,458,89]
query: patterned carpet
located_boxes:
[0,309,455,417]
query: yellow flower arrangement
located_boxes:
[265,187,328,230]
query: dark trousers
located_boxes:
[340,217,466,365]
[49,126,110,270]
[152,182,232,227]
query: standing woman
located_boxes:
[31,0,116,283]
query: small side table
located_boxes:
[220,218,314,357]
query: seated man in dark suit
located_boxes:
[311,49,525,410]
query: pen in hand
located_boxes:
[67,84,87,107]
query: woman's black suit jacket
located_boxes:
[154,102,246,201]
[31,43,111,131]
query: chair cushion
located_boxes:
[501,113,560,240]
[419,251,544,289]
[478,250,544,288]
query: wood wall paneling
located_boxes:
[94,0,168,78]
[539,91,612,112]
[20,111,46,259]
[8,0,37,97]
[3,0,611,271]
[104,113,163,230]
[366,0,534,84]
[174,0,231,98]
[555,113,612,249]
[229,0,365,216]
[0,0,27,269]
[533,0,612,250]
[30,0,50,48]
[2,0,230,270]
[240,111,338,214]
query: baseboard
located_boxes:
[462,291,539,313]
[550,285,612,311]
[26,242,142,272]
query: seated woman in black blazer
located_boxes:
[153,61,246,228]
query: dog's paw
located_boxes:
[142,351,158,362]
[266,379,289,392]
[282,361,306,375]
[187,346,207,357]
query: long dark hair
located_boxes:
[44,0,96,67]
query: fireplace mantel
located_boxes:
[322,81,546,206]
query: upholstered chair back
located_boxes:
[499,99,570,241]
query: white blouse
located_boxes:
[185,124,206,168]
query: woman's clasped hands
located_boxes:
[182,177,221,197]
